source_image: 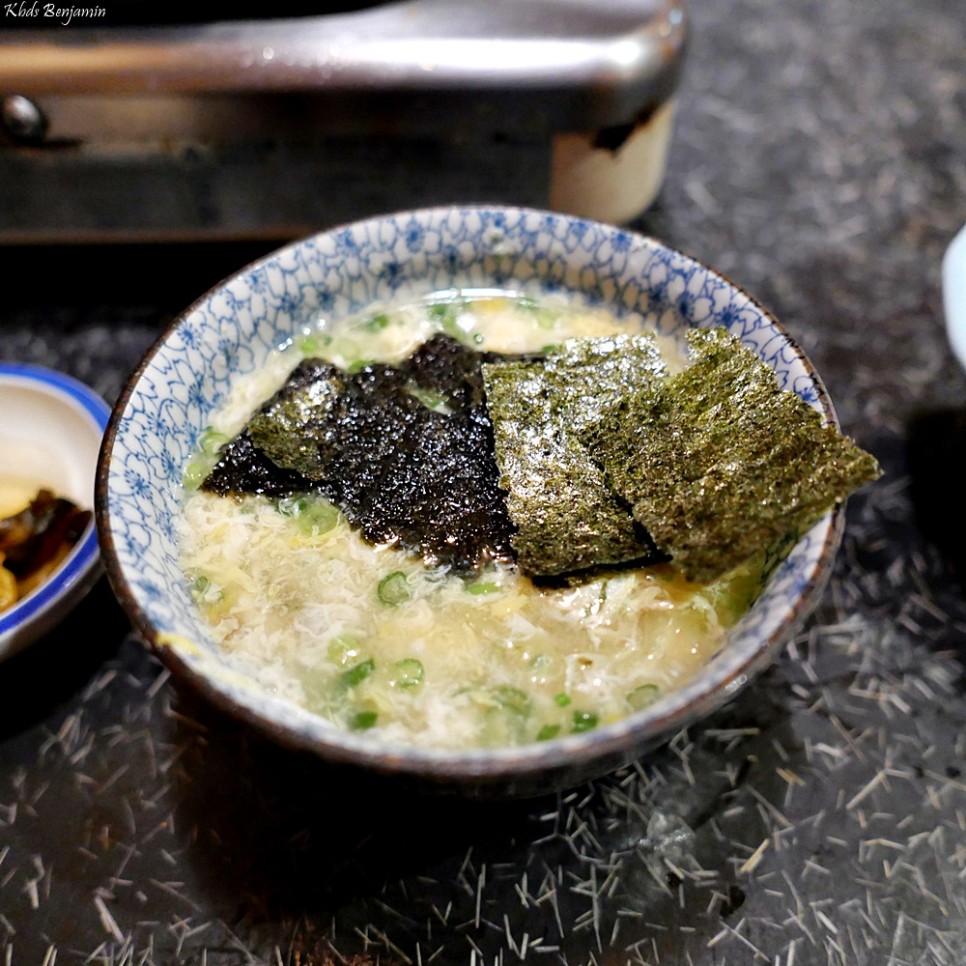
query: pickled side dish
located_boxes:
[0,488,92,613]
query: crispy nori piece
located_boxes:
[201,429,312,499]
[202,335,517,572]
[203,359,346,498]
[582,327,883,583]
[482,335,669,577]
[248,360,353,480]
[402,333,493,409]
[541,334,670,432]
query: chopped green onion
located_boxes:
[571,710,598,733]
[299,501,340,534]
[327,635,361,666]
[428,300,466,342]
[627,683,660,711]
[198,428,231,457]
[182,455,214,489]
[553,692,571,707]
[428,301,455,322]
[466,581,500,595]
[276,496,305,517]
[364,312,391,332]
[347,359,377,374]
[378,571,411,606]
[342,658,375,687]
[493,686,531,716]
[189,574,222,604]
[407,385,450,412]
[277,496,341,535]
[349,710,378,730]
[297,333,330,355]
[391,658,424,688]
[537,724,561,741]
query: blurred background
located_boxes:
[2,0,966,963]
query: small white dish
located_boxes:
[943,223,966,371]
[0,363,111,661]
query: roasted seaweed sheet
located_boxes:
[581,328,883,583]
[482,335,669,577]
[204,323,881,585]
[203,334,519,572]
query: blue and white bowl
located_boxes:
[96,206,844,797]
[0,364,110,661]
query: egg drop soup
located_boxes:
[178,291,765,750]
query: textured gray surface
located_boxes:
[2,0,966,962]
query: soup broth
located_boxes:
[179,292,764,750]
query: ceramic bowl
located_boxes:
[943,222,966,371]
[96,205,844,798]
[0,363,110,661]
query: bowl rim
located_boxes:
[0,363,111,652]
[95,203,845,792]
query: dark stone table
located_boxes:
[2,0,966,962]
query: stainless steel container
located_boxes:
[0,0,687,243]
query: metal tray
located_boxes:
[0,0,687,242]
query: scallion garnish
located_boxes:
[378,571,411,606]
[342,658,375,687]
[350,710,378,729]
[391,658,424,688]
